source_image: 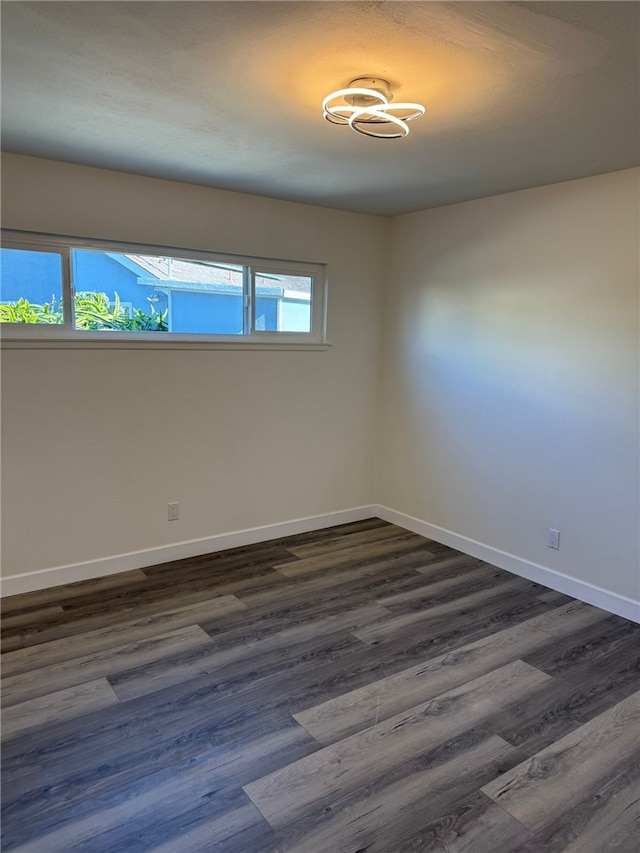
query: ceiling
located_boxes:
[2,1,638,216]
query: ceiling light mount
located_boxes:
[343,77,393,107]
[323,77,424,139]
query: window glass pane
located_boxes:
[71,250,244,334]
[255,273,312,333]
[0,248,64,324]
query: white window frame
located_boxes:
[0,230,329,350]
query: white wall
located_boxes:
[1,154,388,579]
[3,157,638,613]
[377,169,640,602]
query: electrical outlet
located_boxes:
[547,528,560,550]
[168,502,180,521]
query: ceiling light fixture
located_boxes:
[322,77,425,139]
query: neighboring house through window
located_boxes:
[0,232,326,346]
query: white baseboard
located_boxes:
[0,505,377,597]
[5,502,638,625]
[376,505,640,624]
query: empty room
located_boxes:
[1,1,639,851]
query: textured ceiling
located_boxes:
[1,1,638,215]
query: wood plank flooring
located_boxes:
[1,518,639,852]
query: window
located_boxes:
[0,231,327,348]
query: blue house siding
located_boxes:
[171,291,244,334]
[255,296,279,332]
[0,249,153,312]
[72,251,154,314]
[0,249,64,305]
[280,297,311,332]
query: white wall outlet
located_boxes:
[168,502,180,521]
[547,528,560,550]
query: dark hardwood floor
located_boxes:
[1,519,639,852]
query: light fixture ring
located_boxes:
[349,107,409,139]
[322,87,388,126]
[323,77,425,139]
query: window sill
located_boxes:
[0,335,332,352]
